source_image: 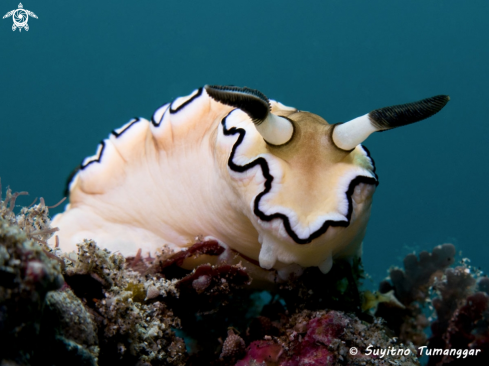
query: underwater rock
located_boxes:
[0,215,64,364]
[40,288,99,365]
[237,310,420,366]
[3,180,489,366]
[63,240,186,366]
[0,184,102,365]
[236,340,283,365]
[1,182,188,365]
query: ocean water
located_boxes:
[1,0,488,284]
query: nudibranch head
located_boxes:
[50,85,449,276]
[206,85,448,272]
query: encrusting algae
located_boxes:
[1,180,488,365]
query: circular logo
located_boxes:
[13,9,28,27]
[350,347,358,355]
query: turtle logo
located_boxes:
[3,3,37,32]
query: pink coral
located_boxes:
[236,340,283,366]
[281,312,346,366]
[236,310,419,366]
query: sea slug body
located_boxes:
[50,85,449,276]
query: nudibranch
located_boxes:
[50,86,449,276]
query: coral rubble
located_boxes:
[0,184,186,366]
[2,181,488,366]
[64,240,185,366]
[0,217,64,365]
[237,310,419,366]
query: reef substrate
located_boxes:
[1,183,488,366]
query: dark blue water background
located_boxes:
[1,0,488,285]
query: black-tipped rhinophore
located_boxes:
[205,85,271,125]
[369,95,450,130]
